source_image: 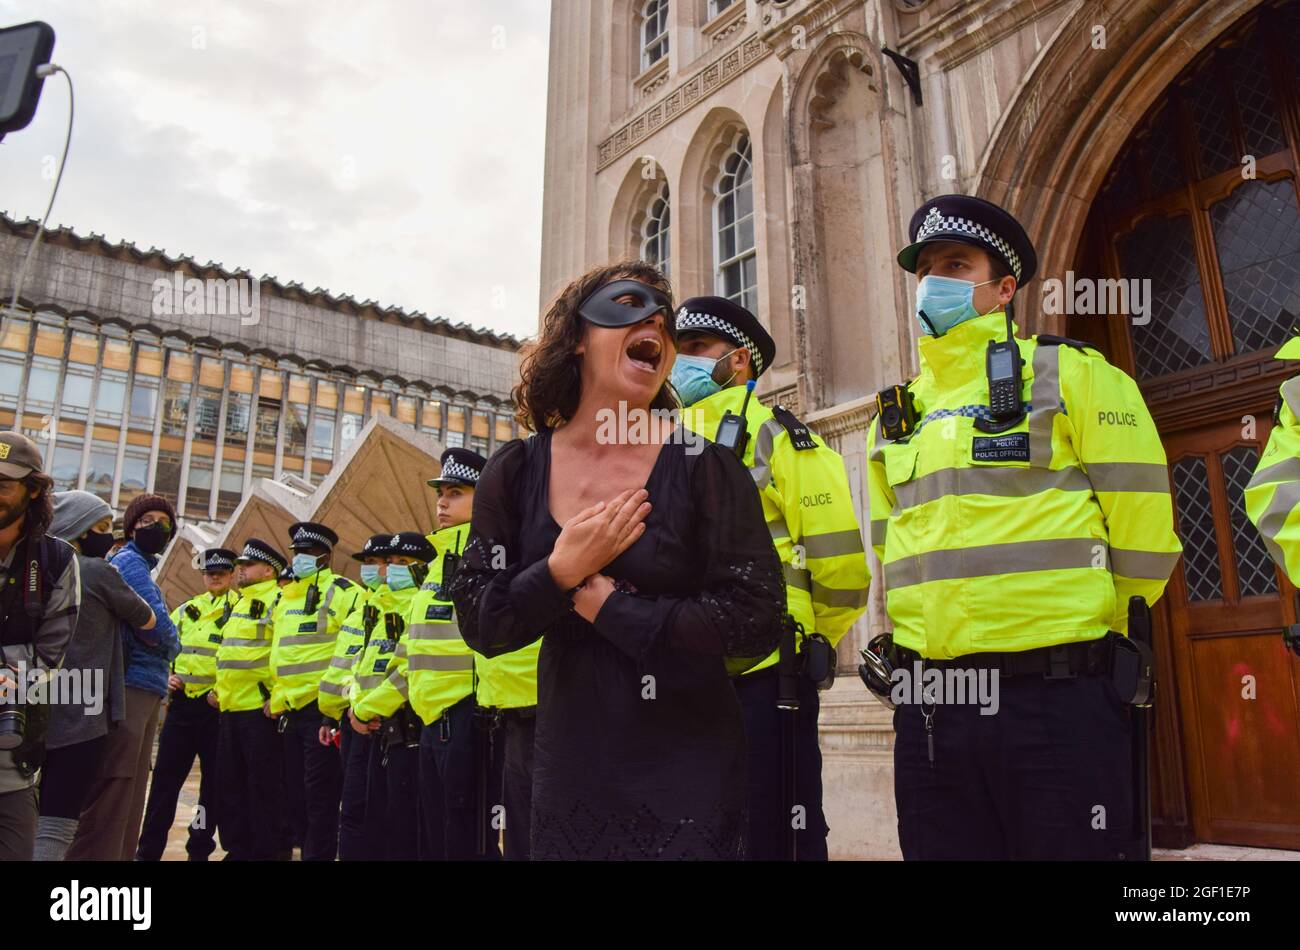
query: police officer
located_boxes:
[867,194,1183,859]
[350,531,435,859]
[270,521,364,861]
[319,533,389,860]
[1244,338,1300,658]
[136,547,236,860]
[673,297,870,860]
[409,448,502,860]
[214,539,286,861]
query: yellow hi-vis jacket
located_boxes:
[215,578,280,712]
[866,312,1182,658]
[317,584,374,722]
[170,590,235,698]
[270,567,364,714]
[407,522,475,726]
[352,584,419,722]
[1245,337,1300,582]
[474,641,540,710]
[682,385,871,671]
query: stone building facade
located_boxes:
[0,213,522,529]
[540,0,1300,855]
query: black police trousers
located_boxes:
[136,691,221,860]
[362,731,420,860]
[338,725,375,860]
[500,710,535,861]
[216,709,282,861]
[894,668,1136,859]
[417,697,502,860]
[279,702,342,861]
[735,668,829,860]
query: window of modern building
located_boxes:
[217,458,245,518]
[643,180,671,275]
[445,430,465,449]
[284,375,311,461]
[641,0,669,71]
[340,386,365,452]
[421,399,443,440]
[715,131,757,314]
[130,344,163,429]
[85,438,119,503]
[0,319,29,408]
[161,350,194,437]
[25,355,61,413]
[97,337,130,424]
[186,449,215,520]
[119,444,150,510]
[50,437,83,492]
[396,394,418,427]
[154,448,182,502]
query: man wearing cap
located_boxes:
[350,531,436,859]
[213,538,287,860]
[269,521,364,861]
[135,547,238,861]
[409,448,504,860]
[867,194,1182,859]
[320,533,390,859]
[673,298,870,861]
[0,433,80,861]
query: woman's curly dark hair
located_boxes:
[513,260,678,432]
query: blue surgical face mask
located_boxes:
[292,552,322,580]
[359,564,383,589]
[386,564,416,591]
[915,275,999,337]
[670,349,739,407]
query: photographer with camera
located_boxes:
[0,432,81,861]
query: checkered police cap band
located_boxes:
[674,311,764,376]
[438,461,479,483]
[241,545,284,571]
[291,527,333,547]
[204,554,235,571]
[915,206,1023,282]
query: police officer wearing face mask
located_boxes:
[269,521,365,861]
[867,194,1183,859]
[672,298,871,861]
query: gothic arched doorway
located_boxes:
[1071,1,1300,850]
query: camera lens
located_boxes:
[882,406,900,429]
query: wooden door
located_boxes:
[1162,416,1300,848]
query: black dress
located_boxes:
[449,430,786,860]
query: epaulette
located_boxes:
[1035,334,1100,355]
[332,576,356,590]
[771,405,818,451]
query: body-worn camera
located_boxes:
[876,385,918,441]
[381,706,423,751]
[801,633,837,691]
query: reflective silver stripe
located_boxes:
[217,658,267,670]
[278,633,335,647]
[408,623,462,642]
[408,655,474,672]
[801,529,865,559]
[355,674,384,689]
[1247,456,1300,489]
[329,656,354,671]
[750,418,785,492]
[1255,479,1300,554]
[180,645,217,657]
[870,519,888,548]
[1284,376,1300,421]
[276,659,330,677]
[782,562,811,592]
[315,583,338,641]
[220,636,270,647]
[893,464,1091,508]
[318,680,348,696]
[1085,462,1170,494]
[884,538,1107,589]
[768,518,791,541]
[177,674,215,685]
[1110,548,1181,580]
[811,581,870,610]
[1028,343,1060,468]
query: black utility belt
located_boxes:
[380,705,423,750]
[895,638,1110,679]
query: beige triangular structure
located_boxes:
[156,413,445,605]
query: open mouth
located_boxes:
[625,335,663,373]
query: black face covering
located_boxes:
[577,279,675,339]
[133,521,171,556]
[80,529,117,560]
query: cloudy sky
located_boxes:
[0,0,551,340]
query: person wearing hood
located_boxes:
[67,493,180,861]
[38,491,155,861]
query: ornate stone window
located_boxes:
[641,0,669,71]
[642,180,672,275]
[708,0,736,19]
[714,131,757,313]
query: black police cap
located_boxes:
[201,548,238,573]
[288,521,339,551]
[675,296,776,378]
[350,533,394,561]
[427,447,487,488]
[385,531,436,563]
[235,538,288,575]
[897,194,1037,285]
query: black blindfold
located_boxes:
[577,279,676,339]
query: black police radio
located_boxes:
[714,379,756,459]
[974,307,1025,433]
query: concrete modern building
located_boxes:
[540,0,1300,854]
[0,213,523,528]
